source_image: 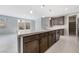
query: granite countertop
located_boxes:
[18,25,65,37]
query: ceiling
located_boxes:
[0,5,79,19]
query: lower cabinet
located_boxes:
[23,39,39,53]
[59,29,64,35]
[39,33,49,53]
[20,29,64,53]
[48,31,56,47]
[48,31,53,47]
[55,29,64,42]
[23,35,40,53]
[52,31,56,43]
[56,30,60,41]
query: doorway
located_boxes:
[69,15,76,35]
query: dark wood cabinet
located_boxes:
[56,30,60,41]
[39,33,49,53]
[59,29,64,35]
[23,39,39,53]
[48,31,56,47]
[48,31,53,47]
[53,16,64,25]
[50,16,64,27]
[19,29,64,53]
[23,35,40,53]
[55,29,64,42]
[52,31,56,42]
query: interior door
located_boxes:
[69,15,76,35]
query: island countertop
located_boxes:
[18,25,65,53]
[18,25,65,37]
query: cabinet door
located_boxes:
[53,16,64,25]
[23,39,39,53]
[23,35,40,53]
[56,30,60,41]
[48,31,56,47]
[52,31,56,43]
[39,33,48,53]
[60,29,64,35]
[48,32,53,47]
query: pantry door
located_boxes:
[69,15,76,35]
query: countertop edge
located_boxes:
[18,28,64,37]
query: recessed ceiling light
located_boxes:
[65,8,68,11]
[42,16,45,18]
[30,10,33,14]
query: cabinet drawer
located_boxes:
[40,33,45,37]
[45,32,49,36]
[40,32,48,37]
[23,34,40,43]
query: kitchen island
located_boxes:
[18,26,65,53]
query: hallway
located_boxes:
[45,36,79,53]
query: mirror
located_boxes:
[18,20,30,30]
[18,22,25,30]
[26,22,30,29]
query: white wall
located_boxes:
[0,15,18,53]
[64,16,69,36]
[0,15,18,34]
[35,18,41,31]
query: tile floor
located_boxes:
[45,36,79,53]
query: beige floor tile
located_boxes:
[45,36,79,53]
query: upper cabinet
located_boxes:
[41,16,65,29]
[50,16,64,26]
